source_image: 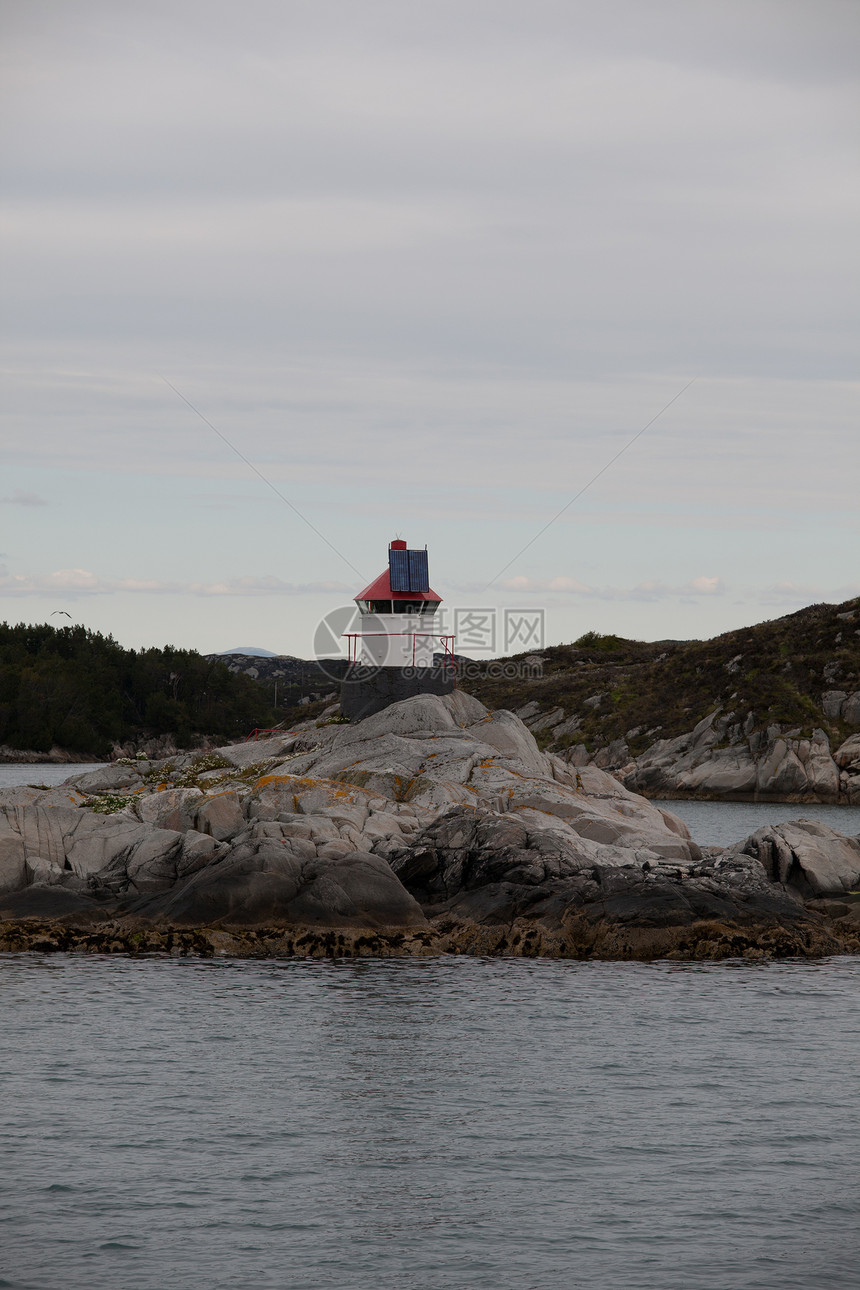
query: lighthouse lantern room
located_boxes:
[340,538,457,721]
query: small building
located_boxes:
[340,538,456,720]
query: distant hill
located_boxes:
[218,646,278,657]
[463,596,860,761]
[205,652,342,707]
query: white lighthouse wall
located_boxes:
[354,614,446,668]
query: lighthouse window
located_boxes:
[393,600,440,614]
[359,598,439,614]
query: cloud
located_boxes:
[0,566,353,598]
[0,1,857,650]
[488,576,859,609]
[0,490,48,507]
[687,576,723,595]
[493,575,727,602]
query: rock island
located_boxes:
[2,691,858,961]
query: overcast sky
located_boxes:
[2,0,858,658]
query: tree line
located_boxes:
[0,622,278,754]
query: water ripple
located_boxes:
[1,954,858,1289]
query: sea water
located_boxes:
[653,798,860,849]
[1,954,858,1290]
[0,765,106,789]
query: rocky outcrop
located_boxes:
[822,691,860,724]
[735,820,860,896]
[560,709,859,804]
[126,845,426,929]
[109,735,182,762]
[0,744,100,765]
[1,691,858,959]
[490,597,860,806]
[833,734,860,801]
[388,804,802,930]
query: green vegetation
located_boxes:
[89,793,137,815]
[467,597,860,753]
[0,622,279,756]
[172,753,234,786]
[572,630,624,652]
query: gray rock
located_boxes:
[130,843,427,929]
[24,855,65,886]
[214,735,300,769]
[177,830,228,878]
[821,691,848,720]
[15,804,86,872]
[464,710,551,775]
[194,792,245,841]
[842,774,860,804]
[123,829,185,892]
[525,707,566,732]
[389,805,802,931]
[340,690,487,741]
[0,830,27,894]
[136,788,203,832]
[64,764,144,793]
[551,715,582,741]
[66,816,180,884]
[623,722,842,803]
[0,790,193,894]
[315,840,357,860]
[756,739,808,796]
[247,821,319,855]
[591,739,630,770]
[739,820,860,895]
[834,735,860,771]
[803,731,840,801]
[684,749,758,795]
[843,693,860,726]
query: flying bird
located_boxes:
[51,611,72,618]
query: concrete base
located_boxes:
[340,665,457,722]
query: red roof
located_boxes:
[355,568,442,603]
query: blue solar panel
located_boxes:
[389,548,429,592]
[408,549,429,591]
[389,548,409,592]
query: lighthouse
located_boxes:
[340,538,457,720]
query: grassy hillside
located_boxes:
[0,622,279,756]
[464,597,860,755]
